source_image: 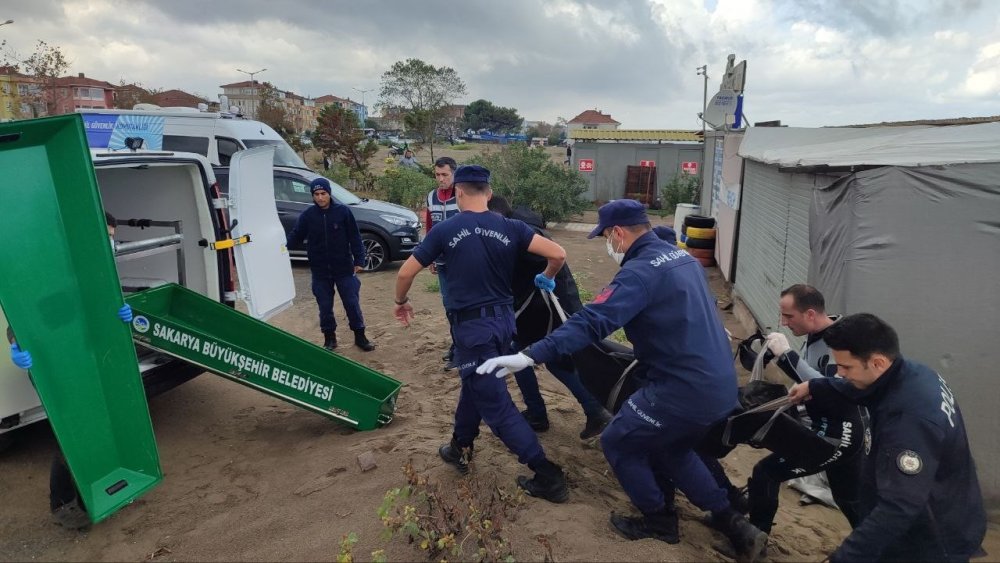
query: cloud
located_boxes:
[1,0,997,127]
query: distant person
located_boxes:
[398,149,419,170]
[425,157,461,370]
[564,143,572,165]
[322,154,332,171]
[286,178,375,352]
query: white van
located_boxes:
[77,106,307,169]
[0,147,295,450]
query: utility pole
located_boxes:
[696,64,709,205]
[352,87,373,124]
[236,68,266,118]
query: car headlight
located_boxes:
[410,220,420,229]
[380,214,408,226]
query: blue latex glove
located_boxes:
[118,304,133,323]
[534,273,556,292]
[10,343,32,370]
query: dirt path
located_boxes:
[1,228,997,562]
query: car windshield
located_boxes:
[308,177,362,205]
[242,139,307,168]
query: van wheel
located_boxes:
[361,233,388,272]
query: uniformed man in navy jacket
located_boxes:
[789,313,986,562]
[480,199,767,561]
[287,177,374,352]
[393,165,572,503]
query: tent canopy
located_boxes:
[739,122,1000,168]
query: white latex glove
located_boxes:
[476,352,535,378]
[766,332,791,356]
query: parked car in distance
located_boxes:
[213,166,421,272]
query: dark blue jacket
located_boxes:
[509,206,583,346]
[811,359,986,562]
[526,231,738,424]
[287,202,364,278]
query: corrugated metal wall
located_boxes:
[733,161,814,344]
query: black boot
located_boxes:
[520,409,550,432]
[580,407,613,439]
[517,459,569,503]
[438,439,473,475]
[610,508,679,544]
[353,328,375,352]
[711,507,768,563]
[323,331,337,350]
[729,484,751,516]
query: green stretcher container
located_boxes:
[0,115,162,523]
[125,283,402,430]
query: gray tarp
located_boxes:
[808,163,1000,504]
[740,123,1000,167]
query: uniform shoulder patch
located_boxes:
[896,450,922,475]
[593,286,615,304]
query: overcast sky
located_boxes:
[2,0,997,128]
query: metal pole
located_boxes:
[353,87,373,124]
[696,65,709,207]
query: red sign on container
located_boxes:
[578,159,594,172]
[639,160,656,167]
[681,161,699,175]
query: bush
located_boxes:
[375,167,435,210]
[468,144,588,224]
[323,162,353,188]
[660,173,701,214]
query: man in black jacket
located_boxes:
[287,178,374,351]
[789,313,986,562]
[487,196,613,439]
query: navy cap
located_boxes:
[309,177,332,194]
[453,164,490,184]
[588,199,649,239]
[652,225,677,245]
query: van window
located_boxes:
[242,139,307,168]
[217,137,241,166]
[163,135,209,156]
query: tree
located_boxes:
[313,104,378,191]
[364,117,379,130]
[255,82,293,137]
[19,41,69,117]
[461,99,523,134]
[469,144,588,223]
[114,80,163,109]
[378,58,467,162]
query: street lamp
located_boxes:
[236,67,266,118]
[352,86,373,123]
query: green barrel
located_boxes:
[0,115,162,523]
[126,284,402,430]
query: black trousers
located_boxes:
[748,449,864,534]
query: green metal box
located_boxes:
[0,115,162,523]
[126,283,402,430]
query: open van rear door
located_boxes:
[227,146,296,319]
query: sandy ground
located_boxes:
[1,227,998,562]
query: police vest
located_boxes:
[427,189,459,228]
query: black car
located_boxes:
[214,166,421,271]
